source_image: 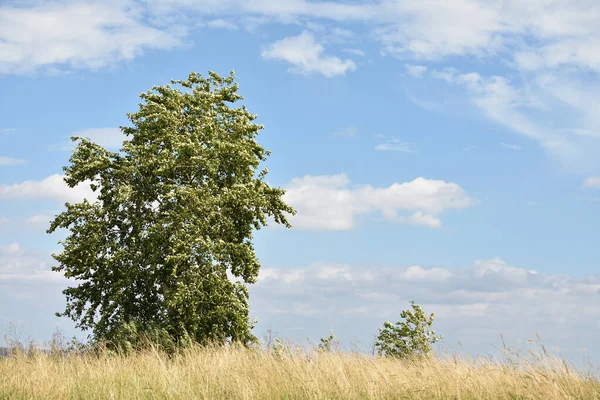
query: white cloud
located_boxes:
[145,0,377,22]
[472,257,538,284]
[261,31,356,78]
[0,243,65,283]
[332,126,358,137]
[430,67,460,83]
[0,1,183,74]
[0,156,26,165]
[205,18,238,30]
[374,143,416,152]
[401,265,452,281]
[401,211,441,228]
[500,143,522,151]
[405,64,427,78]
[374,136,417,153]
[561,128,600,138]
[0,174,96,203]
[0,128,15,134]
[343,48,365,57]
[534,76,600,143]
[404,91,440,112]
[251,258,600,360]
[146,0,504,62]
[282,173,475,230]
[583,176,600,189]
[514,38,600,73]
[373,0,504,60]
[427,68,600,168]
[330,27,354,40]
[372,0,600,74]
[74,127,125,149]
[4,0,600,78]
[138,0,600,73]
[50,127,125,151]
[325,28,357,46]
[308,25,357,45]
[26,214,53,226]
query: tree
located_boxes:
[316,332,339,353]
[48,71,296,349]
[374,301,442,358]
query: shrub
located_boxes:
[317,333,339,353]
[375,300,442,358]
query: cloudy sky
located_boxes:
[1,0,600,366]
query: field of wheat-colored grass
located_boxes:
[1,342,599,400]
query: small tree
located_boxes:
[48,71,296,349]
[317,333,339,353]
[375,301,442,358]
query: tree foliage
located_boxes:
[48,71,295,349]
[317,333,339,353]
[375,301,442,358]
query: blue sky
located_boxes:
[1,0,600,366]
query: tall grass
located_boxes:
[1,341,598,399]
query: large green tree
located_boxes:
[48,71,295,348]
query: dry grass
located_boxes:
[0,343,598,400]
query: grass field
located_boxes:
[1,342,599,400]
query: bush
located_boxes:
[317,333,339,353]
[375,300,442,358]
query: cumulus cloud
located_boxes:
[261,31,356,78]
[0,0,183,74]
[4,0,600,81]
[401,210,441,228]
[357,1,600,167]
[0,243,65,283]
[4,1,600,168]
[374,0,504,60]
[370,0,600,74]
[106,0,600,74]
[0,174,96,203]
[251,258,600,360]
[282,173,475,230]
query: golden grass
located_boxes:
[1,344,598,400]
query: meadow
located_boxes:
[1,341,599,400]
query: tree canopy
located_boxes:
[48,71,295,349]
